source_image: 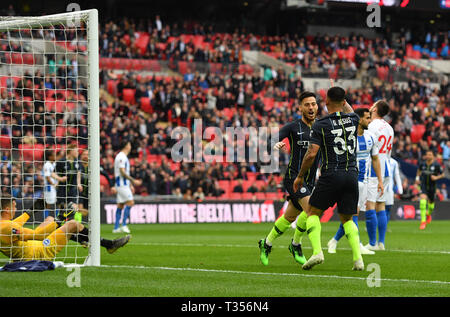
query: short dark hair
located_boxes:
[45,149,55,161]
[355,107,370,118]
[327,87,346,102]
[1,193,15,211]
[119,139,131,150]
[374,100,390,117]
[299,91,316,104]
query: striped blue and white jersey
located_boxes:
[356,130,379,183]
[114,151,130,187]
[43,161,57,193]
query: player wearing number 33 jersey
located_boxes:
[308,110,360,213]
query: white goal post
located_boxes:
[0,9,100,266]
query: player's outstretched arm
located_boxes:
[371,155,384,195]
[431,172,445,182]
[12,198,45,226]
[415,169,422,185]
[51,172,66,183]
[120,167,142,186]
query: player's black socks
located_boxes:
[69,227,114,249]
[70,227,89,244]
[100,238,113,249]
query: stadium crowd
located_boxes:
[95,17,450,79]
[0,12,449,201]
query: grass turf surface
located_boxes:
[1,220,449,297]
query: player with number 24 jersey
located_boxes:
[367,116,394,203]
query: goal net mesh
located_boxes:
[0,12,97,265]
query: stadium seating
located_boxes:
[122,88,136,104]
[411,124,426,143]
[0,135,11,150]
[140,97,153,114]
[19,144,45,162]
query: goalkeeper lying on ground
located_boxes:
[0,194,130,262]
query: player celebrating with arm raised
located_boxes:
[258,92,319,266]
[416,150,445,230]
[113,140,142,234]
[327,107,384,255]
[364,100,394,251]
[293,86,364,271]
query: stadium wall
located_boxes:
[100,199,450,224]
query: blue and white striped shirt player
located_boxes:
[43,161,58,205]
[114,150,134,204]
[356,130,379,184]
[114,151,130,188]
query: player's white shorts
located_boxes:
[385,187,394,206]
[44,190,57,205]
[116,186,134,204]
[367,177,390,203]
[358,181,368,211]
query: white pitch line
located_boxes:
[128,242,450,255]
[101,264,450,286]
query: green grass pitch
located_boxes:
[1,220,450,297]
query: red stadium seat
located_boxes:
[11,52,23,64]
[45,98,56,112]
[318,89,326,100]
[100,174,110,193]
[56,126,66,138]
[107,80,117,95]
[140,97,153,114]
[218,180,231,194]
[135,32,150,55]
[19,144,44,162]
[246,172,257,182]
[22,53,35,65]
[265,192,279,201]
[0,135,11,150]
[411,125,426,143]
[230,193,242,200]
[122,88,136,104]
[263,97,274,111]
[178,61,188,75]
[123,34,131,46]
[412,50,422,59]
[255,192,266,200]
[242,180,253,192]
[336,49,345,59]
[242,193,254,200]
[55,101,66,113]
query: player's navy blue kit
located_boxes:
[55,158,79,207]
[418,161,443,203]
[79,163,89,209]
[308,111,360,214]
[279,119,320,211]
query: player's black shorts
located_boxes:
[56,187,78,207]
[309,169,359,215]
[79,193,88,209]
[421,186,437,203]
[283,177,313,212]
